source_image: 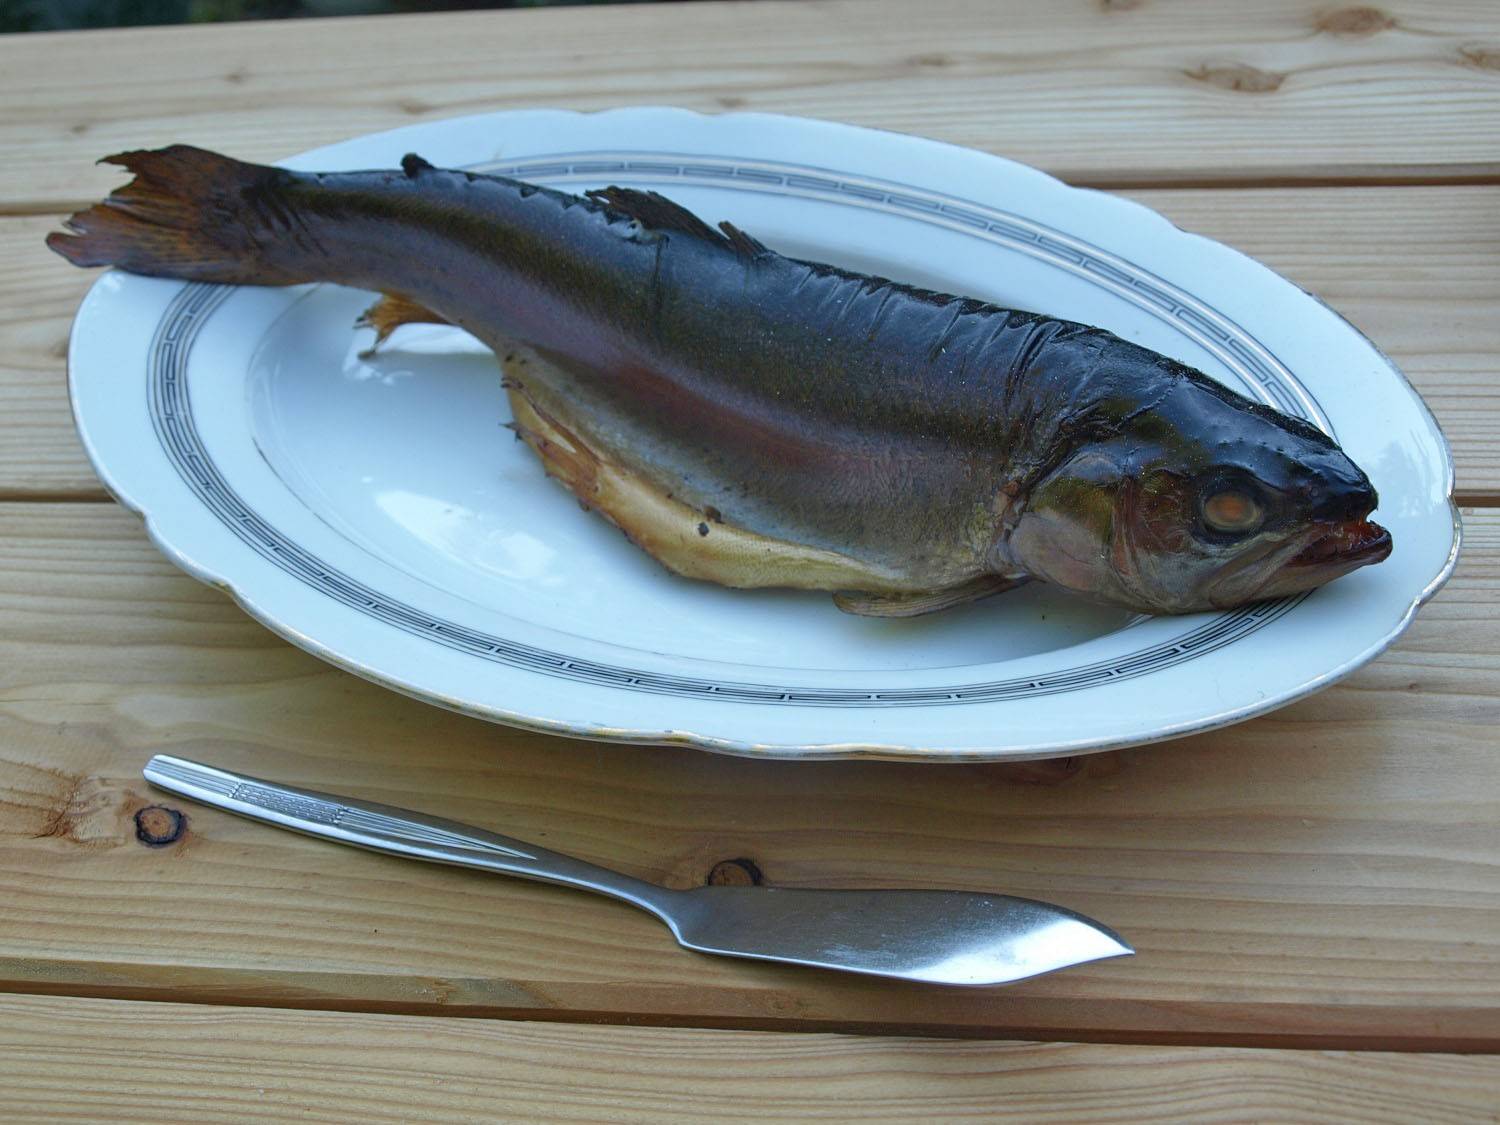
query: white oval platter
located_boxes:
[65,108,1460,761]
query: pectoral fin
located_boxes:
[356,291,449,353]
[833,575,1028,618]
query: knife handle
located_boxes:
[144,755,676,919]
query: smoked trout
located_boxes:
[48,146,1392,616]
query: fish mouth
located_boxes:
[1286,518,1392,569]
[1221,517,1392,605]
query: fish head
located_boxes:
[1002,373,1392,613]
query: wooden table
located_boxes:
[3,0,1498,1118]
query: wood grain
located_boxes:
[0,216,97,499]
[3,0,1499,210]
[2,995,1497,1124]
[9,185,1497,497]
[0,501,1495,1048]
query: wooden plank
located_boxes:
[3,0,1500,210]
[7,184,1497,498]
[1,995,1496,1124]
[0,216,98,499]
[0,502,1495,1048]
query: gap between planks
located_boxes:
[1,966,1498,1054]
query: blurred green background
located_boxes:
[1,0,672,34]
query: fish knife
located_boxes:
[144,754,1131,986]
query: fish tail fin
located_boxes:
[46,146,318,285]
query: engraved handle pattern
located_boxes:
[144,756,533,859]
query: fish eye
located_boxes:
[1201,488,1265,535]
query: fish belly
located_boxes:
[500,346,916,593]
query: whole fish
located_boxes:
[49,146,1391,616]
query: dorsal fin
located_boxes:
[718,220,769,257]
[586,186,770,257]
[401,153,435,178]
[586,186,721,242]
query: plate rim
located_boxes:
[64,105,1463,761]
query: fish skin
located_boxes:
[46,146,1392,613]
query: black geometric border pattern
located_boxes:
[146,155,1318,707]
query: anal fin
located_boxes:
[356,292,450,354]
[833,575,1028,618]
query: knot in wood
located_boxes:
[1186,63,1286,93]
[135,805,186,847]
[1316,7,1396,37]
[707,858,764,886]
